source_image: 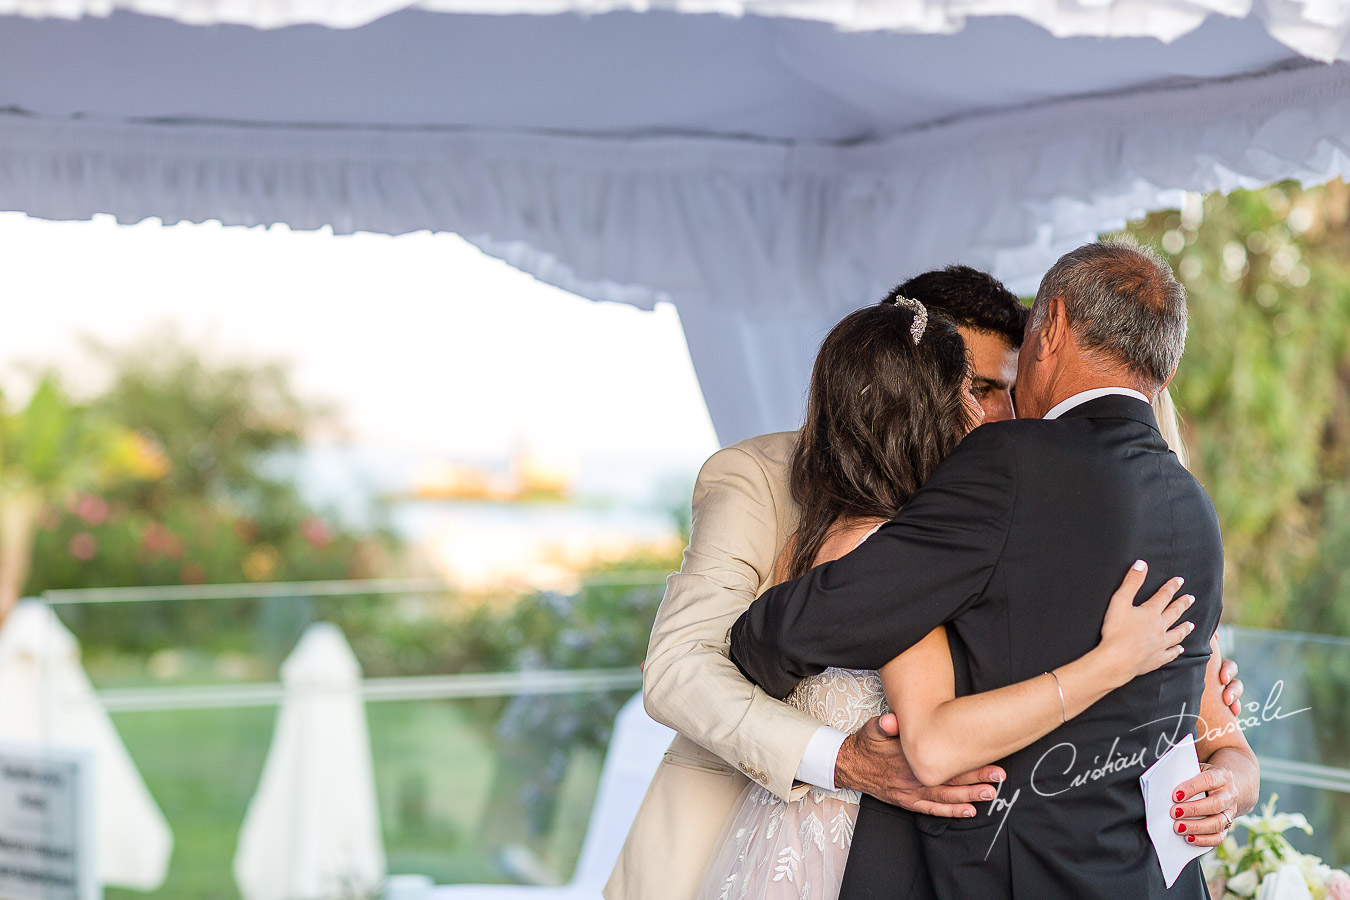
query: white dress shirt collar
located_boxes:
[1043,386,1151,420]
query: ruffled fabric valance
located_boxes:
[7,62,1347,312]
[4,60,1347,441]
[7,0,1350,62]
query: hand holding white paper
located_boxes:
[1139,733,1211,887]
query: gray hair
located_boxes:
[1029,239,1188,390]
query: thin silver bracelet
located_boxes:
[1046,670,1067,723]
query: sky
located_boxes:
[0,213,720,475]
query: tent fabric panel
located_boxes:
[677,305,840,446]
[5,60,1346,301]
[3,61,1350,441]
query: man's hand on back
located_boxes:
[834,713,1003,817]
[1218,654,1244,716]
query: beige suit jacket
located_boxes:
[605,431,822,900]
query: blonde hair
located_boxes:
[1153,387,1189,469]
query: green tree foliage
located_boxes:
[88,332,315,513]
[1129,187,1350,863]
[25,333,391,648]
[1126,181,1350,633]
[0,376,147,617]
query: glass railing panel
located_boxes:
[28,577,660,898]
[92,689,637,897]
[23,590,1343,899]
[1220,625,1350,867]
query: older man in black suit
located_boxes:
[730,240,1259,899]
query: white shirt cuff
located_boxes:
[794,726,849,791]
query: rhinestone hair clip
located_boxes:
[891,295,928,345]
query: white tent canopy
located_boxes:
[3,1,1350,442]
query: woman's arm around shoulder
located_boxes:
[881,562,1194,786]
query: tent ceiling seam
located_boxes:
[0,58,1336,165]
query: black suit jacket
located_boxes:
[730,395,1224,900]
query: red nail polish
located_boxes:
[1174,807,1184,818]
[1187,835,1196,843]
[1176,823,1186,833]
[1175,790,1185,801]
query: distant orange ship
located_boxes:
[406,447,576,503]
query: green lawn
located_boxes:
[106,700,603,899]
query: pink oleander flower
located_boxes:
[300,516,332,549]
[140,521,185,560]
[68,532,98,561]
[75,493,109,526]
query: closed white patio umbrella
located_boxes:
[234,622,385,900]
[0,599,173,891]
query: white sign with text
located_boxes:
[0,743,98,900]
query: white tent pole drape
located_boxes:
[676,306,843,444]
[4,60,1350,443]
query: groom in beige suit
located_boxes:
[606,267,1245,900]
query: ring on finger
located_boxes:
[1220,811,1233,830]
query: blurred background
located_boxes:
[0,210,711,895]
[4,178,1350,896]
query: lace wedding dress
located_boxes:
[695,666,889,900]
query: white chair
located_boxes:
[429,691,674,900]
